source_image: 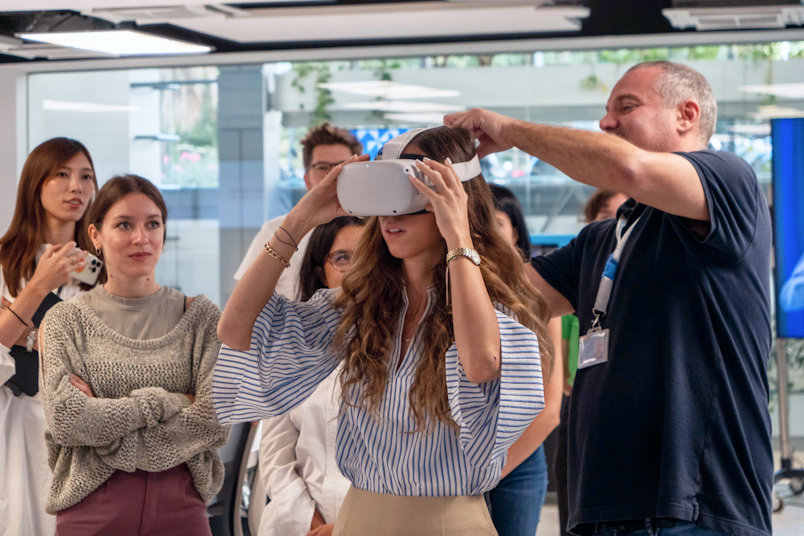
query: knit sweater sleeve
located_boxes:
[39,302,190,448]
[98,299,230,473]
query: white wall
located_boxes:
[0,71,26,235]
[27,70,132,186]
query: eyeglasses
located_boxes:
[324,249,354,272]
[308,160,347,175]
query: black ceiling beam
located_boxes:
[579,0,675,36]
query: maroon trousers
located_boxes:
[55,464,212,536]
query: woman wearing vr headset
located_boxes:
[215,126,552,535]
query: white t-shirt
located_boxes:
[234,215,312,299]
[236,220,348,535]
[257,367,350,535]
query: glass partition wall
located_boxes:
[26,42,803,446]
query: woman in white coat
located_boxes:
[0,138,97,536]
[259,217,363,536]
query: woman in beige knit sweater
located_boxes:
[39,175,229,536]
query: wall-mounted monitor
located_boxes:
[772,118,804,339]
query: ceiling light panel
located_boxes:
[318,81,460,99]
[18,30,212,56]
[42,100,139,112]
[2,0,309,9]
[384,113,452,125]
[740,83,804,99]
[175,3,589,44]
[340,101,466,113]
[749,105,804,119]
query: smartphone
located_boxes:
[69,249,102,286]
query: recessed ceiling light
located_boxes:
[724,125,772,136]
[384,113,450,125]
[18,30,212,56]
[43,100,140,113]
[341,101,465,113]
[749,105,804,119]
[740,83,804,99]
[319,81,460,100]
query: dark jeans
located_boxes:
[556,394,571,536]
[590,520,731,536]
[485,445,549,536]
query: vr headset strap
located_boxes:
[382,127,483,181]
[451,156,482,182]
[378,128,426,160]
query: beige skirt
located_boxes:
[332,486,498,536]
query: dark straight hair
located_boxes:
[87,175,168,285]
[298,216,365,301]
[0,138,97,297]
[489,183,531,261]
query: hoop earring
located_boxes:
[95,247,103,260]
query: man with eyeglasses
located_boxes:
[234,123,363,298]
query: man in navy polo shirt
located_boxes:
[446,61,772,536]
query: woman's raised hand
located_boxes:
[409,158,473,249]
[289,154,370,231]
[28,242,87,294]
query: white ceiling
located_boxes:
[1,0,310,10]
[173,3,589,43]
[1,2,589,45]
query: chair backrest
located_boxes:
[208,421,259,536]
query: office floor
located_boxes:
[535,484,804,536]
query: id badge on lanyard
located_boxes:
[578,211,642,370]
[578,327,610,370]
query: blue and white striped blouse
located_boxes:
[212,288,544,496]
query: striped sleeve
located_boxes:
[212,289,344,425]
[445,305,544,469]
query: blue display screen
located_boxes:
[350,128,408,160]
[772,119,804,339]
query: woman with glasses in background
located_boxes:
[258,217,364,536]
[233,124,362,299]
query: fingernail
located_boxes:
[446,157,452,164]
[423,157,432,162]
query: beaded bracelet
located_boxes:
[264,242,291,269]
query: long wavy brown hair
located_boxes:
[333,126,554,432]
[0,138,97,297]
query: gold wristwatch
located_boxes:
[446,247,481,266]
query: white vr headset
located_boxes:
[337,127,482,217]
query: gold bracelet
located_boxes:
[263,242,291,269]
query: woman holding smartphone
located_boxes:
[0,137,97,536]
